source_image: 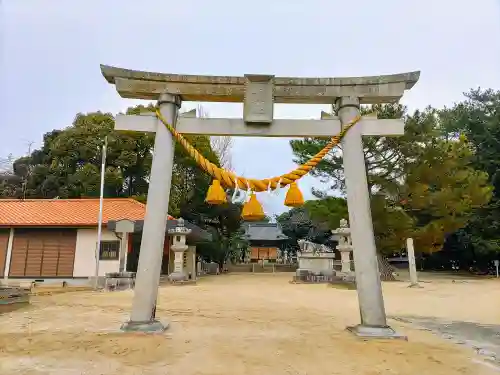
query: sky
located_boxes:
[2,0,500,215]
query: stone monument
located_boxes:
[293,239,336,283]
[102,64,419,339]
[406,238,421,288]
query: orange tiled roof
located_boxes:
[0,198,172,227]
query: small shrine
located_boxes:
[243,222,288,264]
[292,239,336,283]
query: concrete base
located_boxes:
[88,276,107,289]
[120,320,169,333]
[337,271,355,278]
[347,324,408,340]
[328,281,357,290]
[168,279,197,286]
[328,274,357,290]
[291,274,337,284]
[104,277,135,291]
[168,272,188,282]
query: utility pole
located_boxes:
[94,136,108,285]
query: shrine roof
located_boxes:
[243,222,288,241]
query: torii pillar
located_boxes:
[121,93,181,332]
[337,97,404,338]
[100,65,419,337]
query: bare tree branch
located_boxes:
[0,154,14,175]
[198,105,234,171]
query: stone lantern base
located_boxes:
[120,319,169,333]
[167,272,188,282]
[347,324,407,340]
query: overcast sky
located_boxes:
[2,0,500,215]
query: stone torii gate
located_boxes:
[100,65,420,338]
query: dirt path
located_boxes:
[1,273,499,375]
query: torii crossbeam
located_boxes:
[101,65,420,339]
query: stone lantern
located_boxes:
[332,219,354,275]
[167,218,191,282]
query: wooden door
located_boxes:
[9,229,77,277]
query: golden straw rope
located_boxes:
[156,109,361,192]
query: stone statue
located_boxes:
[294,239,336,282]
[297,239,334,255]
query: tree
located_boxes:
[210,135,233,171]
[439,89,500,262]
[0,105,221,214]
[304,195,348,231]
[196,105,234,171]
[0,110,154,200]
[290,104,492,278]
[0,105,248,267]
[275,200,343,256]
[276,206,312,253]
[183,201,244,267]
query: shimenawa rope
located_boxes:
[155,109,361,193]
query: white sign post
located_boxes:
[406,238,421,288]
[494,260,499,278]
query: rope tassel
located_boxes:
[241,193,265,221]
[205,179,227,205]
[284,182,304,207]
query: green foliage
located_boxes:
[1,110,155,200]
[290,103,492,255]
[186,202,244,266]
[438,89,500,255]
[0,105,244,264]
[304,196,348,230]
[0,105,219,212]
[275,198,347,253]
[2,88,499,267]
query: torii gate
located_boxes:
[101,65,420,338]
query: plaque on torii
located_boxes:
[101,64,420,339]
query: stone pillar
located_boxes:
[174,251,184,273]
[122,93,181,333]
[339,249,352,274]
[169,247,187,281]
[118,232,128,273]
[337,97,401,338]
[406,238,420,287]
[187,246,197,280]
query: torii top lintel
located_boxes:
[100,65,420,105]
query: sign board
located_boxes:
[494,260,499,267]
[114,219,135,233]
[243,74,274,125]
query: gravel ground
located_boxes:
[0,273,499,375]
